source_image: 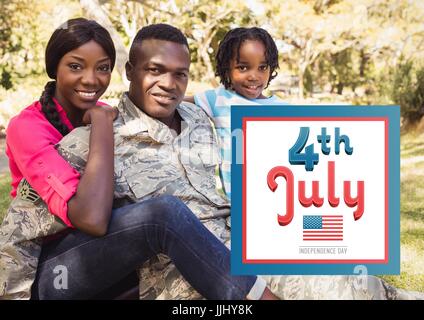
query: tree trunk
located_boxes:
[298,60,308,99]
[200,46,218,87]
[298,70,304,99]
[80,0,128,83]
[337,82,344,95]
[359,49,370,78]
[196,29,219,87]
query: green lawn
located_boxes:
[0,132,423,292]
[379,131,424,291]
[0,173,11,223]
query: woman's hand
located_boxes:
[68,104,117,236]
[82,105,118,125]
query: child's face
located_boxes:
[55,40,112,114]
[229,40,270,99]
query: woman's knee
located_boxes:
[144,195,196,226]
[112,195,194,228]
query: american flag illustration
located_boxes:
[303,215,343,241]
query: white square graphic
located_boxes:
[244,120,387,262]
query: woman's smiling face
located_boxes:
[54,40,112,116]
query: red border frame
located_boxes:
[242,117,388,264]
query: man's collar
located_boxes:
[117,92,194,144]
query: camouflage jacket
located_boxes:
[59,93,231,300]
[0,179,67,299]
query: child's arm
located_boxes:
[184,96,195,104]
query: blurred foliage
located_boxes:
[86,0,256,85]
[0,0,45,89]
[391,61,424,125]
[263,0,424,100]
[0,0,423,125]
[0,0,81,90]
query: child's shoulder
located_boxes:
[262,95,289,105]
[196,86,244,107]
[195,85,234,100]
[192,86,225,117]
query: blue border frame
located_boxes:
[231,106,400,275]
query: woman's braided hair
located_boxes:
[40,18,115,135]
[40,81,69,136]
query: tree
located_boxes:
[0,0,81,90]
[391,61,424,125]
[264,0,371,98]
[0,0,47,89]
[263,0,424,99]
[81,0,254,85]
[178,0,255,85]
[80,0,129,81]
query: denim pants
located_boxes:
[31,195,256,300]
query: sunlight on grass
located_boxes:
[0,173,11,223]
[384,131,424,292]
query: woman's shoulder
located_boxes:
[6,101,50,138]
[8,101,44,126]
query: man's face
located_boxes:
[126,39,190,124]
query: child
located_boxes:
[188,27,287,201]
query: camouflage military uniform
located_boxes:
[0,93,230,300]
[57,93,231,300]
[1,93,422,300]
[0,179,67,299]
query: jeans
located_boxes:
[31,195,256,300]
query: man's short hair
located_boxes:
[129,23,189,65]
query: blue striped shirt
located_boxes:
[194,86,287,202]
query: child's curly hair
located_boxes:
[215,27,279,89]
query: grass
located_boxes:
[0,173,11,223]
[0,131,423,293]
[378,130,424,292]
